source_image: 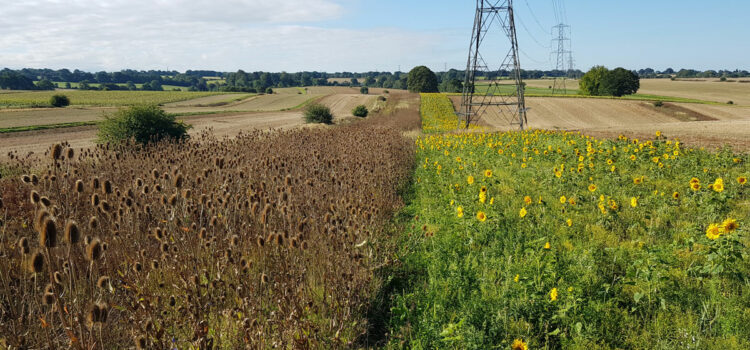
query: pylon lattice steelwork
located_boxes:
[458,0,527,130]
[551,23,572,95]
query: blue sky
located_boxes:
[0,0,747,72]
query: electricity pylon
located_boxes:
[551,23,572,95]
[458,0,527,130]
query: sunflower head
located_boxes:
[706,223,722,240]
[476,211,487,222]
[588,184,597,192]
[721,218,739,233]
[738,177,747,185]
[511,338,528,350]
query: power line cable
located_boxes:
[524,0,549,33]
[517,16,550,49]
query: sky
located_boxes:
[0,0,748,73]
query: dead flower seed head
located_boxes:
[39,218,58,248]
[65,221,80,244]
[86,238,103,261]
[50,144,62,161]
[30,190,41,205]
[28,251,44,273]
[18,237,30,254]
[97,276,111,289]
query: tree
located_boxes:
[35,79,56,90]
[350,78,359,86]
[360,87,369,94]
[50,94,70,107]
[580,66,639,97]
[303,103,333,124]
[600,68,640,97]
[441,79,463,93]
[352,105,368,118]
[407,66,439,93]
[97,104,191,145]
[579,66,609,96]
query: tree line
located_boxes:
[2,66,748,92]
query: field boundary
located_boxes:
[445,92,723,105]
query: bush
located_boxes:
[378,96,387,102]
[720,76,727,82]
[352,105,368,118]
[360,87,369,95]
[728,100,734,105]
[653,100,664,107]
[49,94,70,107]
[265,87,274,94]
[303,103,333,124]
[383,90,389,94]
[97,104,191,145]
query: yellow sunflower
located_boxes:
[690,182,701,191]
[467,175,474,185]
[630,197,638,208]
[738,177,747,185]
[559,196,567,204]
[721,218,739,233]
[484,169,493,178]
[705,223,722,240]
[456,206,464,218]
[511,338,528,350]
[588,184,597,192]
[476,211,487,222]
[519,207,528,218]
[549,287,558,301]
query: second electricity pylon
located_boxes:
[551,23,572,95]
[458,0,527,130]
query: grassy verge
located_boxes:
[383,97,750,349]
[0,121,97,133]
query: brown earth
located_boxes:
[450,96,750,151]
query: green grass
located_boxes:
[0,90,229,108]
[382,97,750,349]
[0,121,97,133]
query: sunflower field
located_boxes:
[387,97,750,349]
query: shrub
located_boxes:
[97,104,191,145]
[720,76,727,82]
[360,87,369,95]
[265,87,274,94]
[378,96,387,102]
[727,100,734,105]
[50,94,70,107]
[383,90,389,94]
[352,105,368,118]
[653,100,664,107]
[303,103,333,124]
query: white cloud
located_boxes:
[0,0,442,72]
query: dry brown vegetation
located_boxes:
[0,93,420,348]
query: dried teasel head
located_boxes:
[74,180,84,193]
[50,143,63,161]
[230,235,240,247]
[91,193,100,207]
[102,180,113,194]
[96,276,111,290]
[29,190,41,205]
[18,237,30,255]
[66,147,74,159]
[64,221,80,244]
[134,336,147,350]
[27,251,44,273]
[86,238,103,261]
[42,292,55,305]
[39,217,58,248]
[88,216,99,230]
[91,177,100,190]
